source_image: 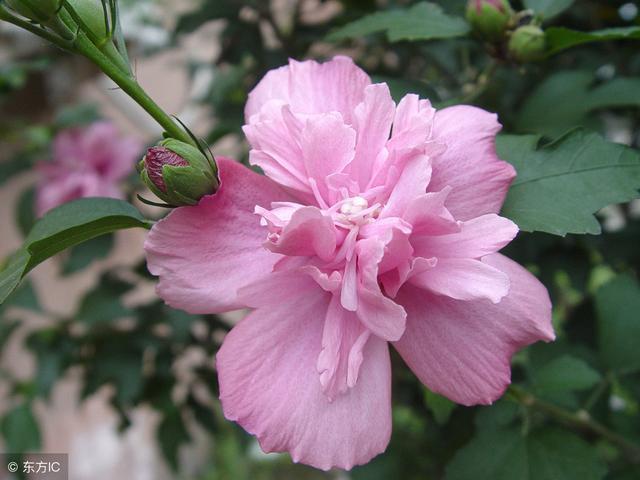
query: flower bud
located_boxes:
[5,0,62,23]
[466,0,513,42]
[64,0,109,45]
[508,25,546,63]
[139,139,218,206]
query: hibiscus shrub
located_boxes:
[1,0,640,478]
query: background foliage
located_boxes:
[1,0,640,478]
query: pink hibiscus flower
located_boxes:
[36,121,142,216]
[145,56,554,470]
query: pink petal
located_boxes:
[301,112,356,203]
[412,214,518,259]
[349,83,396,188]
[388,94,435,152]
[244,105,314,202]
[380,154,432,219]
[217,287,392,471]
[404,188,460,236]
[288,56,372,124]
[394,253,555,405]
[355,238,407,341]
[144,158,288,314]
[429,105,516,221]
[410,257,510,304]
[245,56,371,124]
[317,296,371,400]
[265,206,337,261]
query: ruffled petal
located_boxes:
[264,206,337,261]
[245,56,371,124]
[145,158,288,314]
[217,285,392,471]
[410,257,510,304]
[412,214,518,259]
[350,83,396,188]
[394,253,554,405]
[429,105,516,221]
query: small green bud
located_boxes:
[5,0,62,23]
[466,0,513,43]
[140,139,219,207]
[64,0,109,44]
[508,25,546,63]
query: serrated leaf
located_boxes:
[532,355,601,393]
[328,2,469,43]
[0,198,149,304]
[546,27,640,55]
[497,131,640,236]
[446,427,608,480]
[524,0,575,20]
[595,275,640,374]
[516,71,640,136]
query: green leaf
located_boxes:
[0,157,30,187]
[497,130,640,236]
[546,27,640,55]
[328,2,469,43]
[524,0,575,20]
[595,275,640,374]
[1,403,41,452]
[516,71,640,136]
[16,187,36,237]
[0,198,150,305]
[532,355,601,393]
[424,388,456,425]
[446,427,608,480]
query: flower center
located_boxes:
[339,196,369,215]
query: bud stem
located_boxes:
[0,5,73,49]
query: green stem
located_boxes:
[71,33,193,144]
[510,385,640,464]
[461,60,498,104]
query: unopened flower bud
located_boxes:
[508,25,546,62]
[5,0,62,23]
[466,0,513,42]
[64,0,109,45]
[139,139,218,206]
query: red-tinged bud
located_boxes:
[466,0,514,43]
[139,139,218,207]
[144,147,189,192]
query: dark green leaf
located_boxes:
[546,27,640,55]
[532,355,601,393]
[16,187,36,237]
[328,2,469,42]
[1,403,41,452]
[0,198,149,304]
[516,71,640,136]
[524,0,575,20]
[595,275,640,374]
[446,427,607,480]
[498,131,640,236]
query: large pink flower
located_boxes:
[36,121,142,216]
[145,56,554,470]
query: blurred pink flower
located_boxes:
[145,56,554,470]
[35,121,142,216]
